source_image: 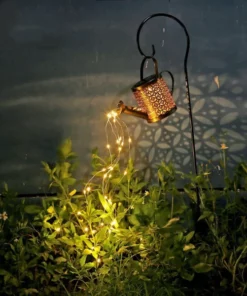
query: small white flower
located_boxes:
[0,211,8,221]
[144,191,149,196]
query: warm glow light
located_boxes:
[111,219,117,226]
[55,227,61,232]
[106,144,110,149]
[86,187,91,192]
[84,227,89,232]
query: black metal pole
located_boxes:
[136,13,200,214]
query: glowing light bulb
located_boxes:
[111,219,117,226]
[97,258,101,263]
[112,111,117,117]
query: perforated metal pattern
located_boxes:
[132,77,176,123]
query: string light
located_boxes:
[111,219,117,227]
[97,258,101,263]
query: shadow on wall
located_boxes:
[123,57,247,186]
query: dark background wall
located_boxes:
[0,0,247,194]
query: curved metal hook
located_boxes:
[136,13,190,62]
[136,13,200,213]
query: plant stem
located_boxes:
[171,194,174,219]
[144,282,149,296]
[232,246,247,291]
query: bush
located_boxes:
[0,139,247,295]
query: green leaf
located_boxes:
[98,192,111,213]
[24,205,42,214]
[198,211,213,221]
[83,239,93,249]
[59,236,75,246]
[183,244,195,251]
[181,270,194,281]
[70,222,76,234]
[47,206,55,214]
[185,231,195,242]
[58,138,72,159]
[80,255,87,267]
[62,177,76,186]
[0,269,9,275]
[55,257,67,264]
[41,161,52,174]
[24,289,39,295]
[99,267,110,275]
[192,263,213,273]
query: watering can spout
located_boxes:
[117,100,149,121]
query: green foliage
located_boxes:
[0,139,246,295]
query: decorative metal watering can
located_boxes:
[118,57,177,123]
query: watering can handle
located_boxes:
[140,57,175,95]
[140,56,159,81]
[161,70,175,95]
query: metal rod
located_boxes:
[136,13,200,213]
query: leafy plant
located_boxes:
[0,139,246,295]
